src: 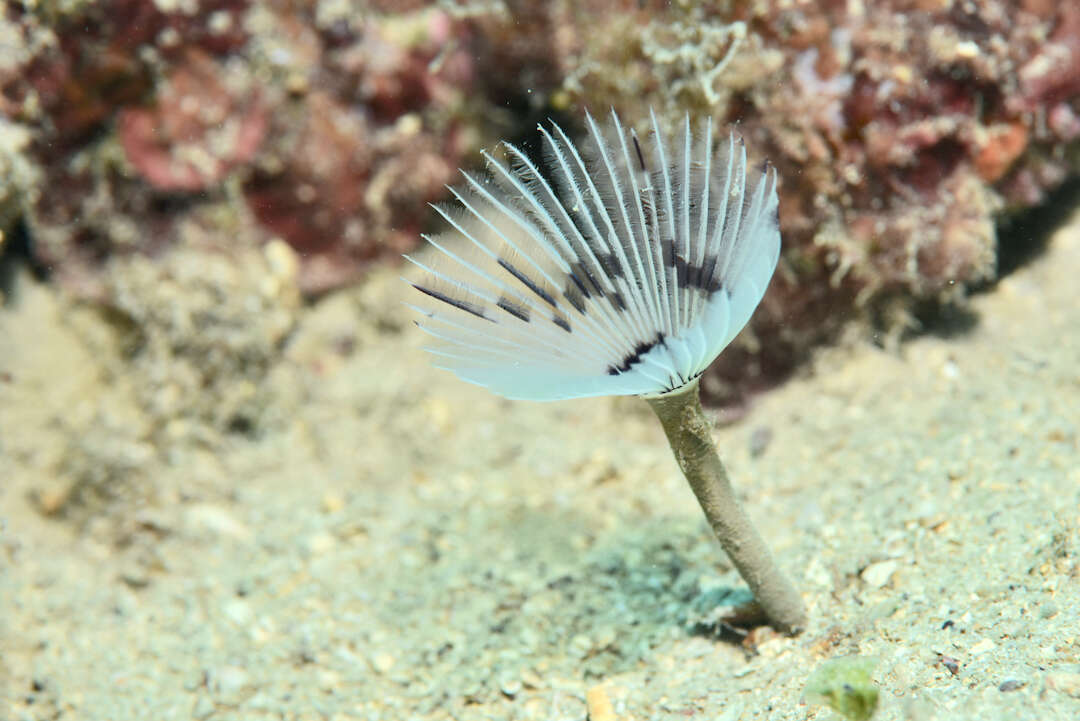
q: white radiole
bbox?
[406,108,781,401]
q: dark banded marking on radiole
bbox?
[563,281,587,314]
[631,131,647,172]
[596,252,623,279]
[413,284,490,321]
[661,238,676,268]
[566,262,628,312]
[607,333,666,376]
[496,297,530,322]
[568,262,602,299]
[675,255,723,293]
[662,238,724,293]
[498,258,558,308]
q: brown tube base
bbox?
[646,381,807,635]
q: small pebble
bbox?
[1046,671,1080,698]
[500,678,523,698]
[749,426,773,457]
[569,634,593,659]
[192,695,216,719]
[221,598,253,626]
[371,653,395,674]
[520,670,543,689]
[305,532,337,555]
[318,669,342,692]
[33,487,69,517]
[998,679,1025,692]
[119,567,151,589]
[585,684,616,721]
[321,491,345,514]
[594,626,617,650]
[860,560,898,588]
[938,655,960,675]
[184,505,253,543]
[210,665,250,700]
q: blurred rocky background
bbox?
[1,0,1078,405]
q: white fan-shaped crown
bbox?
[406,108,781,401]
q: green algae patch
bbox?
[804,656,879,721]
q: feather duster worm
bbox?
[407,109,806,634]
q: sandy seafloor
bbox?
[1,207,1079,721]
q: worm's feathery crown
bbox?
[406,108,781,401]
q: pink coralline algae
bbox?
[118,50,267,193]
[243,7,475,293]
[16,0,249,148]
[244,90,470,294]
[3,1,476,296]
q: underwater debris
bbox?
[407,109,807,634]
